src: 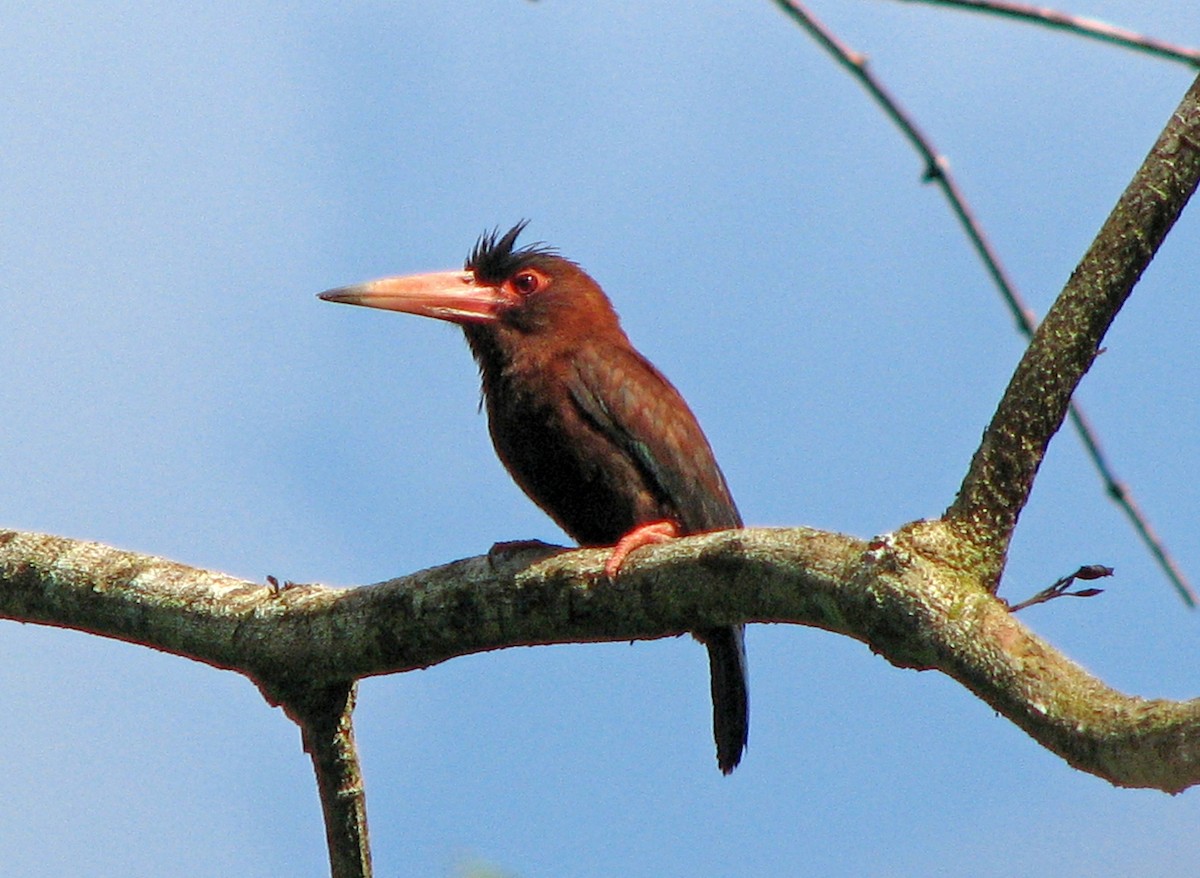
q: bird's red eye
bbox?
[512,272,540,295]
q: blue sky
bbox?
[2,3,1198,876]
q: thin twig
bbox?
[887,0,1200,69]
[1007,563,1111,612]
[272,681,373,878]
[770,0,1197,605]
[1065,404,1195,605]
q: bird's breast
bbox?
[482,373,667,546]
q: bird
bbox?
[319,221,748,773]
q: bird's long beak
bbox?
[318,270,504,324]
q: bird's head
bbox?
[318,222,621,347]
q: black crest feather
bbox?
[466,221,559,283]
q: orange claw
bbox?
[604,520,680,577]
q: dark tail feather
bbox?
[700,624,749,774]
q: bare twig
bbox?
[769,0,1197,604]
[1066,404,1195,605]
[887,0,1200,68]
[1007,563,1111,612]
[272,682,373,878]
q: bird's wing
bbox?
[567,344,741,533]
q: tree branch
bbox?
[3,525,1199,793]
[269,681,372,878]
[887,0,1200,68]
[771,0,1197,603]
[947,72,1200,583]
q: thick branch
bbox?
[775,1,1196,603]
[947,73,1200,583]
[3,525,1199,792]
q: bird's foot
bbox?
[265,574,300,593]
[487,539,563,569]
[604,520,680,578]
